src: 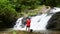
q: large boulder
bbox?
[46,12,60,30]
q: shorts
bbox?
[27,26,30,27]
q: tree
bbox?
[41,0,60,7]
[9,0,41,12]
[0,0,17,29]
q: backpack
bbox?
[22,17,27,25]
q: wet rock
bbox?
[46,12,60,30]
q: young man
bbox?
[26,18,31,32]
[21,17,27,28]
[21,14,27,28]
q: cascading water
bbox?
[30,14,53,30]
[13,7,60,31]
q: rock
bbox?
[46,12,60,30]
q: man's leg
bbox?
[28,27,30,32]
[26,26,27,31]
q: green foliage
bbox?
[10,0,41,12]
[0,0,41,28]
[13,30,17,34]
[0,0,17,28]
[8,0,42,17]
[42,0,60,7]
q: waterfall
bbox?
[13,7,60,31]
[30,14,53,31]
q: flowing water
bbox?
[13,7,60,31]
